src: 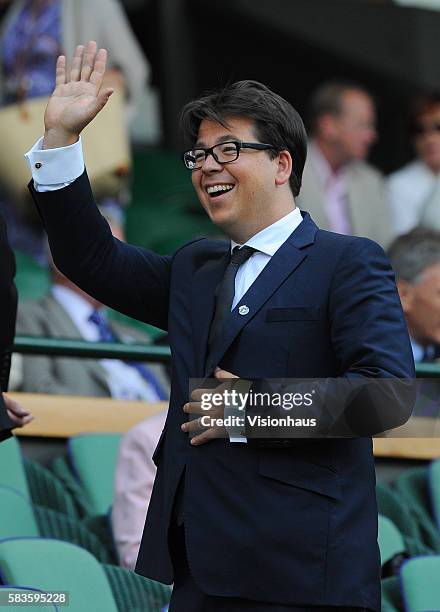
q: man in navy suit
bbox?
[26,42,414,611]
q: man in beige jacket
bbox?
[297,81,391,248]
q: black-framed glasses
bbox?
[182,141,275,170]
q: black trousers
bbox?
[168,524,372,612]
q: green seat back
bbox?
[0,587,58,610]
[428,458,440,528]
[14,250,50,301]
[401,555,440,611]
[376,481,420,539]
[0,437,30,501]
[0,486,39,540]
[0,538,118,612]
[378,514,405,566]
[395,467,440,552]
[68,434,122,515]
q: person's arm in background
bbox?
[112,412,167,569]
[0,211,33,440]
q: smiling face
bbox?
[191,116,294,243]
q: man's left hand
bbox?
[3,394,34,428]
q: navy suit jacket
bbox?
[0,211,17,441]
[30,172,415,610]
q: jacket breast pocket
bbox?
[266,307,322,322]
[258,452,341,500]
[151,427,167,467]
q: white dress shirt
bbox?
[231,207,303,308]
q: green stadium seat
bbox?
[395,468,440,552]
[0,486,39,539]
[0,438,29,499]
[0,539,170,612]
[0,437,78,518]
[378,515,406,566]
[67,434,122,516]
[428,458,440,529]
[0,539,118,612]
[0,486,112,564]
[13,250,50,301]
[400,555,440,611]
[103,563,171,612]
[376,481,420,540]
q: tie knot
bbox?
[231,245,256,266]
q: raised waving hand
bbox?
[43,41,113,149]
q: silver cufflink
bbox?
[238,305,249,316]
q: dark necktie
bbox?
[88,309,167,400]
[207,245,256,357]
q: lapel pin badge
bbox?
[238,305,250,316]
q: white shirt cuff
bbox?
[24,136,85,192]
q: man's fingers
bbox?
[55,55,66,87]
[69,45,84,82]
[191,427,222,446]
[181,417,204,434]
[183,401,202,414]
[7,411,34,427]
[80,40,97,81]
[189,388,214,402]
[189,380,233,402]
[90,48,108,90]
[3,395,29,416]
[215,367,239,380]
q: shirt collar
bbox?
[231,207,303,256]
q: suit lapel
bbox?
[191,246,230,376]
[203,213,318,376]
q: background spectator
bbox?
[297,81,391,247]
[387,92,440,236]
[112,409,167,570]
[388,227,440,363]
[16,211,169,399]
